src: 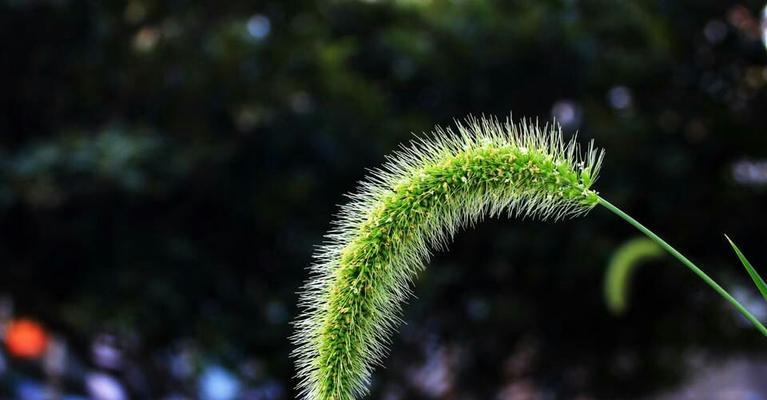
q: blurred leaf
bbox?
[604,237,664,315]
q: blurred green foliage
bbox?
[603,237,664,315]
[1,0,767,398]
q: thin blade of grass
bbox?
[598,197,767,337]
[725,234,767,304]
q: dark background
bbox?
[1,0,767,399]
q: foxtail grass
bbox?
[292,115,767,400]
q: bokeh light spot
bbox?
[732,159,767,186]
[199,365,241,400]
[246,15,271,40]
[762,4,767,49]
[133,26,160,53]
[704,20,727,44]
[607,86,633,110]
[5,319,47,359]
[86,372,127,400]
[91,334,123,370]
[551,100,581,128]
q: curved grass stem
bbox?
[598,196,767,337]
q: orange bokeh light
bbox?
[5,319,48,358]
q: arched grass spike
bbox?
[292,115,767,400]
[292,116,603,400]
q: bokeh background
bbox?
[2,0,767,399]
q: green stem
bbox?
[598,196,767,337]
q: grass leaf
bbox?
[725,234,767,304]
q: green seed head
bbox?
[292,115,604,399]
